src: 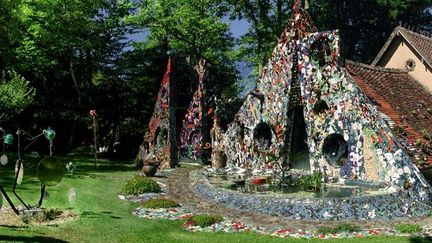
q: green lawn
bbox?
[0,150,427,242]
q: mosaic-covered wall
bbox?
[179,59,209,162]
[139,58,177,169]
[220,7,432,201]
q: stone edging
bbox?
[190,170,432,221]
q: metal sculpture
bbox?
[0,127,65,215]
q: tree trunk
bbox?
[69,60,82,106]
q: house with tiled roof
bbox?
[346,26,432,171]
[372,26,432,92]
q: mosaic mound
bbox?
[216,5,432,201]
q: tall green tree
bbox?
[12,0,133,150]
[0,0,22,70]
[132,0,233,66]
[131,0,238,95]
[131,0,239,126]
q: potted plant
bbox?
[142,159,159,177]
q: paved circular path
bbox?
[166,168,432,231]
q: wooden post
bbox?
[93,116,97,169]
[89,110,98,169]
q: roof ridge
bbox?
[396,26,432,42]
[346,60,407,73]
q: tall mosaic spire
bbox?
[140,58,177,169]
[179,59,210,162]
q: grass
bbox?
[0,148,427,242]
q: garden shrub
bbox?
[317,223,360,234]
[142,198,179,208]
[44,208,63,221]
[122,176,161,195]
[21,208,63,224]
[298,172,322,191]
[186,214,223,227]
[395,223,422,233]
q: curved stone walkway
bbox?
[166,168,432,231]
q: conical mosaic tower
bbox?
[220,1,432,201]
[179,59,211,163]
[140,58,177,169]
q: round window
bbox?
[405,59,416,72]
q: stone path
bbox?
[166,168,432,231]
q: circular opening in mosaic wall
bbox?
[322,133,348,167]
[253,122,273,150]
[405,59,416,72]
[313,99,329,114]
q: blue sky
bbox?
[126,18,250,45]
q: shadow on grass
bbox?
[0,225,29,229]
[410,237,432,243]
[80,211,101,219]
[0,235,67,243]
[77,164,138,173]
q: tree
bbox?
[225,0,432,67]
[0,0,22,70]
[0,70,35,122]
[11,0,133,150]
[226,0,294,69]
[309,0,432,62]
[131,0,238,97]
[132,0,233,65]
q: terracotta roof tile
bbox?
[346,60,432,169]
[399,27,432,66]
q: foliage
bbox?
[121,176,161,195]
[317,223,361,234]
[43,208,64,221]
[10,0,133,152]
[131,0,233,66]
[21,208,63,224]
[186,214,224,228]
[298,172,322,191]
[142,198,179,208]
[131,0,239,120]
[308,0,432,62]
[226,0,293,68]
[395,223,422,234]
[0,70,35,121]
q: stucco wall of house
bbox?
[377,36,432,92]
